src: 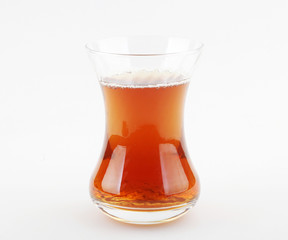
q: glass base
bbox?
[92,200,197,225]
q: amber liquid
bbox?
[90,76,199,209]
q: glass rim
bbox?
[85,36,204,57]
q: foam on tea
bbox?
[101,70,189,88]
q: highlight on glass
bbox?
[86,36,203,224]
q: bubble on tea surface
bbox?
[101,70,188,88]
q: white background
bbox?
[1,0,288,239]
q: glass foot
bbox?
[93,200,196,225]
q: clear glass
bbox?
[86,36,203,224]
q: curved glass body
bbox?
[86,37,203,224]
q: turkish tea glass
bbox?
[86,37,203,224]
